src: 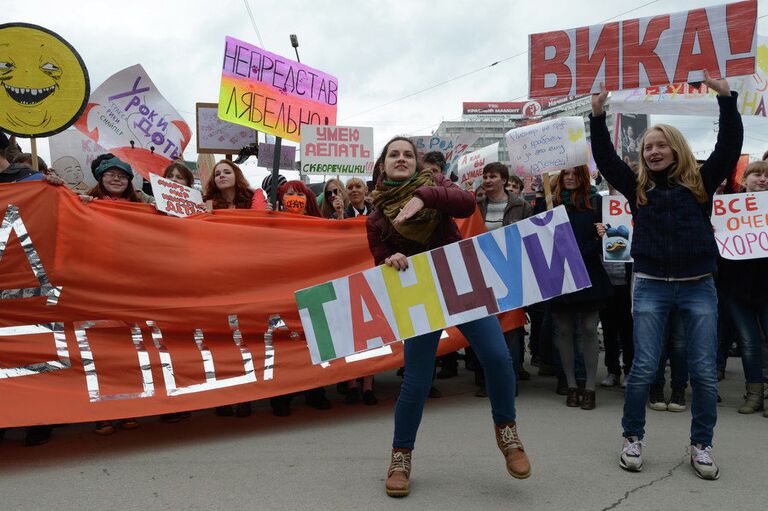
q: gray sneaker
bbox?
[619,436,643,472]
[601,373,620,387]
[667,387,687,412]
[690,444,720,480]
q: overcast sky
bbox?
[6,0,768,185]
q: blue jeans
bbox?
[623,276,719,446]
[652,313,688,389]
[725,298,768,384]
[393,316,516,450]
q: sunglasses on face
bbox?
[328,189,339,197]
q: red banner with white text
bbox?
[0,183,523,427]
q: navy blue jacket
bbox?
[589,93,743,278]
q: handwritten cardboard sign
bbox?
[296,206,591,364]
[711,191,768,260]
[74,64,191,178]
[257,143,296,170]
[505,116,588,175]
[410,133,480,175]
[196,102,257,154]
[602,195,634,262]
[457,143,499,190]
[149,173,206,218]
[529,0,758,98]
[300,125,374,175]
[218,36,338,142]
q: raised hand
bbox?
[703,70,730,97]
[591,82,609,117]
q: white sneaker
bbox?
[619,436,643,472]
[690,444,720,480]
[601,374,620,387]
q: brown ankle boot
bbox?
[385,448,412,497]
[495,422,531,479]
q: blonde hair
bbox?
[636,124,707,206]
[742,160,768,183]
[345,177,367,190]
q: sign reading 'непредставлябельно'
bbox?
[296,206,592,364]
[218,36,338,143]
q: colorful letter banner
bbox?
[610,35,768,118]
[711,191,768,260]
[218,37,338,143]
[301,125,374,175]
[195,102,258,154]
[148,174,206,218]
[457,142,499,190]
[296,206,592,364]
[0,23,90,138]
[528,0,758,98]
[48,129,143,194]
[602,195,634,262]
[74,64,192,179]
[0,182,519,427]
[505,117,588,175]
[257,143,297,170]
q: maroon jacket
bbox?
[366,174,476,265]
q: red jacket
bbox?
[366,174,476,265]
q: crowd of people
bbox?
[0,74,766,495]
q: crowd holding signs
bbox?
[0,1,767,430]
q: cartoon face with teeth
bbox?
[0,23,89,137]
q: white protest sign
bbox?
[611,34,768,117]
[457,143,499,190]
[258,143,296,170]
[149,173,206,218]
[505,116,588,175]
[301,125,374,175]
[196,102,257,154]
[49,129,143,193]
[410,133,480,175]
[711,192,768,260]
[296,206,592,364]
[602,195,633,262]
[76,64,191,179]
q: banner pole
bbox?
[30,137,39,172]
[269,137,283,209]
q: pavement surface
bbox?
[0,357,765,511]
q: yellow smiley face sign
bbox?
[0,23,89,137]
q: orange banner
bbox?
[0,183,523,427]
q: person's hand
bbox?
[591,82,609,117]
[703,70,730,97]
[384,252,409,271]
[392,196,424,226]
[44,173,65,186]
[78,194,93,204]
[595,223,607,238]
[332,195,344,213]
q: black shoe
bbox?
[25,425,53,447]
[475,387,487,398]
[556,374,569,395]
[345,387,360,404]
[530,355,541,368]
[306,394,332,410]
[362,390,378,406]
[336,381,349,395]
[428,386,442,398]
[517,368,531,381]
[648,384,668,411]
[215,405,234,417]
[235,402,252,418]
[0,428,5,442]
[436,367,458,379]
[396,366,405,377]
[271,396,292,417]
[162,413,182,423]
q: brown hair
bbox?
[203,160,254,210]
[88,171,141,202]
[742,160,768,186]
[163,162,194,187]
[320,178,350,219]
[554,164,593,211]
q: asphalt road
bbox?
[0,358,765,511]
